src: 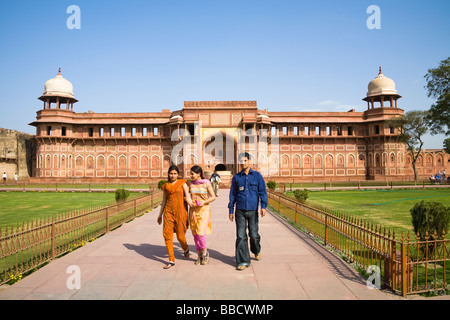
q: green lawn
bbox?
[286,188,450,237]
[0,191,141,227]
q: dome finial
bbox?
[58,67,61,75]
[378,66,382,75]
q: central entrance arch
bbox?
[203,130,237,175]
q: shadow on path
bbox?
[123,243,236,268]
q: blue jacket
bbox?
[228,168,268,214]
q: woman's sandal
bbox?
[163,261,175,269]
[194,256,202,265]
[183,249,190,260]
[201,251,209,265]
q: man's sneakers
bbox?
[237,253,261,271]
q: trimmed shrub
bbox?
[267,181,277,191]
[410,200,450,239]
[293,188,309,203]
[115,188,130,203]
[158,180,167,190]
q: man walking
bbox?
[228,152,268,270]
[210,170,221,197]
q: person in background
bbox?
[210,170,221,197]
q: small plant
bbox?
[7,272,22,285]
[158,180,167,190]
[293,188,309,203]
[267,181,277,191]
[115,188,130,203]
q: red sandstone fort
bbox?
[1,68,448,184]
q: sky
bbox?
[0,0,449,148]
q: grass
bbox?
[286,188,450,238]
[276,188,450,296]
[0,190,161,285]
[0,191,142,228]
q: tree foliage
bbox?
[388,110,429,181]
[444,137,450,154]
[424,57,450,136]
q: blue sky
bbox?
[0,0,449,148]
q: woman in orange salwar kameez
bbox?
[158,165,193,269]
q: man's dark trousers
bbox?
[235,209,260,267]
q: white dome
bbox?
[366,67,398,97]
[43,68,75,99]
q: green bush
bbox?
[158,180,167,190]
[115,188,130,203]
[410,201,450,239]
[293,188,309,203]
[267,181,277,191]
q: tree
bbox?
[388,110,429,181]
[444,137,450,154]
[424,57,450,136]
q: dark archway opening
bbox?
[214,164,227,171]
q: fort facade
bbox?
[21,68,448,184]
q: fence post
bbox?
[391,239,397,291]
[324,214,328,246]
[401,241,407,297]
[134,199,137,218]
[151,191,154,208]
[106,207,110,233]
[51,217,56,260]
[277,195,281,213]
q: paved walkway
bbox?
[0,189,442,300]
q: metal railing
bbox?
[0,190,163,285]
[267,190,449,297]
